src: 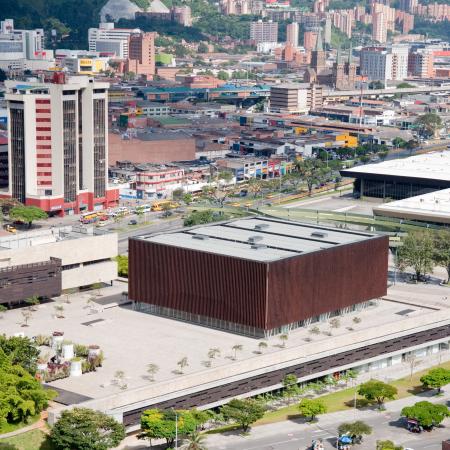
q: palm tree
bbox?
[25,295,40,311]
[207,348,221,360]
[231,344,243,360]
[257,341,268,354]
[146,363,159,382]
[181,431,208,450]
[279,334,289,348]
[177,357,189,374]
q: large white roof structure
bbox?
[374,188,450,224]
[341,151,450,182]
[140,217,379,262]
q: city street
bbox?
[204,389,450,450]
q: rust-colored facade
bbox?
[129,234,388,334]
[0,258,62,304]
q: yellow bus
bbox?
[151,200,180,211]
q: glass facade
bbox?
[93,99,106,198]
[10,103,25,203]
[134,301,372,338]
[355,178,447,200]
[63,100,77,202]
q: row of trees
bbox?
[396,229,450,283]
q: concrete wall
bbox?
[0,232,118,290]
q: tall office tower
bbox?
[324,17,332,44]
[88,22,140,58]
[286,22,299,47]
[372,11,387,43]
[4,74,118,216]
[125,32,156,79]
[250,20,278,44]
[310,29,326,72]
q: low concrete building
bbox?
[374,188,450,225]
[0,226,118,304]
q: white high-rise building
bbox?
[4,74,119,216]
[88,22,141,59]
[286,22,299,47]
[360,45,409,82]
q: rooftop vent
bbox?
[254,223,269,230]
[311,231,328,238]
[251,244,267,250]
[248,235,263,244]
[192,234,209,240]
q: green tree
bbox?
[50,408,125,450]
[357,380,398,408]
[282,374,300,404]
[298,398,327,421]
[376,440,403,450]
[0,305,7,318]
[115,255,129,278]
[392,137,407,148]
[231,344,243,360]
[139,409,198,448]
[146,363,159,382]
[415,113,442,137]
[183,193,193,205]
[220,398,265,432]
[9,206,47,228]
[369,81,385,90]
[0,335,40,375]
[433,229,450,283]
[0,347,56,426]
[397,231,435,281]
[420,367,450,393]
[401,401,450,427]
[257,341,268,353]
[338,420,372,438]
[184,210,216,227]
[217,70,229,81]
[397,82,415,89]
[25,296,40,311]
[296,159,330,196]
[172,188,185,201]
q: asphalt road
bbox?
[117,217,183,254]
[204,408,449,450]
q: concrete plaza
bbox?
[1,282,449,401]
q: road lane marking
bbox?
[333,205,357,212]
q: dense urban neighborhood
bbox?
[0,0,450,448]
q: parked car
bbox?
[128,219,137,225]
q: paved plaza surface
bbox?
[1,282,449,400]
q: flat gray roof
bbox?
[138,217,379,262]
[341,151,450,182]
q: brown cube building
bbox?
[129,217,388,337]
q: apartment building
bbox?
[4,74,119,216]
[408,49,434,78]
[125,32,156,79]
[286,22,299,47]
[360,46,408,82]
[135,165,185,199]
[88,22,139,58]
[250,20,278,44]
[270,83,323,113]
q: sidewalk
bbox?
[0,412,48,440]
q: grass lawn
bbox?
[0,430,54,450]
[255,361,450,426]
[0,415,40,436]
